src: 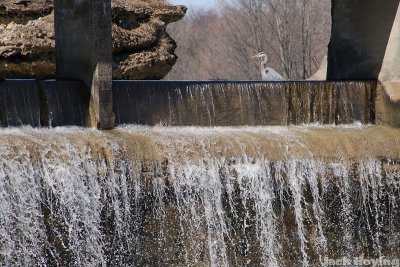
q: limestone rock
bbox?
[0,13,55,78]
[0,0,53,25]
[0,0,186,79]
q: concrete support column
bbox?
[376,4,400,127]
[328,0,400,127]
[54,0,114,129]
[327,0,399,80]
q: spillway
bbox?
[113,81,376,126]
[0,80,376,127]
[1,125,399,266]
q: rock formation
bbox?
[0,0,186,79]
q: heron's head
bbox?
[250,52,267,60]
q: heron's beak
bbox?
[250,54,259,59]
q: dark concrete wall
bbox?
[0,80,377,127]
[0,80,40,127]
[54,1,91,83]
[39,80,90,127]
[113,81,376,126]
[327,0,400,80]
[54,0,114,129]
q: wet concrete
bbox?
[328,0,400,80]
[54,0,113,129]
[0,80,377,127]
[113,80,376,126]
[39,80,90,127]
[0,80,40,127]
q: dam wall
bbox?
[0,80,89,127]
[113,81,375,126]
[0,80,376,127]
[0,80,40,127]
[39,80,90,127]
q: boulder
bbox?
[0,0,186,79]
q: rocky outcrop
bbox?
[0,0,186,79]
[0,13,55,78]
[0,0,53,25]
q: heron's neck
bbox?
[261,57,268,67]
[260,58,268,76]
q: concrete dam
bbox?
[0,80,376,127]
[0,0,400,266]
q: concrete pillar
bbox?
[379,4,400,87]
[376,4,400,127]
[327,0,400,80]
[54,0,114,129]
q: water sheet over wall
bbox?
[39,80,90,127]
[113,80,376,126]
[0,79,90,127]
[0,80,40,127]
[0,80,376,127]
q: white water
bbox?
[0,125,399,266]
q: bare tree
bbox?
[166,0,331,80]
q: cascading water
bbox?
[0,80,375,127]
[113,81,376,126]
[0,125,399,266]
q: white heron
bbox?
[250,52,285,81]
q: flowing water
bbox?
[0,80,375,127]
[0,80,40,127]
[113,81,376,126]
[0,125,399,266]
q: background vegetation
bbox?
[166,0,331,80]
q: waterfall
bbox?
[0,125,399,266]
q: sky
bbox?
[169,0,218,12]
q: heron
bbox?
[250,52,285,81]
